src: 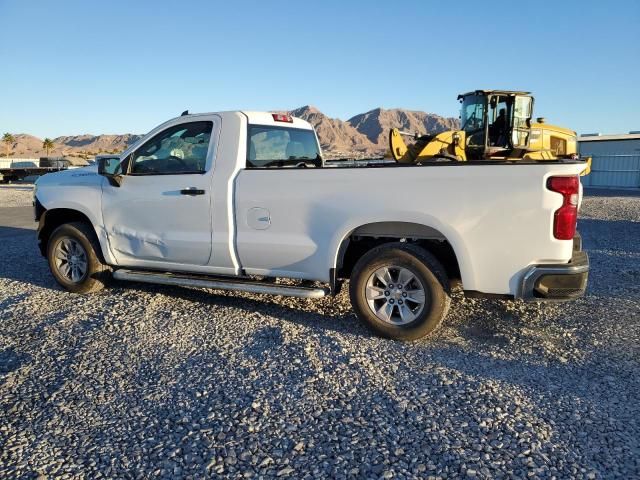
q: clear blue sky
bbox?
[1,0,638,138]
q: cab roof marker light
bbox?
[272,114,293,123]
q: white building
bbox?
[579,132,640,188]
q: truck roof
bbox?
[242,111,314,130]
[173,111,314,130]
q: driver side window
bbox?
[131,121,213,175]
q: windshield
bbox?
[460,94,485,147]
[247,126,322,168]
[460,95,484,132]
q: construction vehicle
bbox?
[390,90,590,174]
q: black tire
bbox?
[349,242,451,341]
[47,222,111,294]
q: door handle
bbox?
[180,188,205,196]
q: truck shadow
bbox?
[578,218,640,299]
[117,280,372,338]
[0,347,32,376]
[579,218,640,253]
[0,225,36,239]
[584,188,640,198]
[0,226,60,290]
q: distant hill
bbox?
[2,106,459,162]
[53,134,143,152]
[288,105,376,156]
[347,108,459,149]
[5,134,44,157]
[288,106,459,157]
[1,133,143,164]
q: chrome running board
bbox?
[112,269,328,299]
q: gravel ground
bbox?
[0,187,638,479]
[0,185,34,207]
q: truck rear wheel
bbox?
[349,243,451,340]
[47,222,110,294]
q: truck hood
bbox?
[34,163,105,215]
[35,164,101,188]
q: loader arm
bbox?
[390,128,466,163]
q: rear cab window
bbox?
[247,125,322,168]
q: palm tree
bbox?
[42,138,55,156]
[2,133,15,158]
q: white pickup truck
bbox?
[33,111,589,340]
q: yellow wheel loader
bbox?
[389,90,591,174]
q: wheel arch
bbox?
[333,221,468,288]
[38,207,114,265]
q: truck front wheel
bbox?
[47,222,110,294]
[349,243,451,340]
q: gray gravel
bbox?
[0,185,34,207]
[1,188,639,479]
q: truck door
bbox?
[101,118,218,266]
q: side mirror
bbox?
[98,157,124,186]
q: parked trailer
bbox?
[0,158,70,183]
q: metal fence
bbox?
[582,154,640,188]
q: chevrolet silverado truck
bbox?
[33,111,589,340]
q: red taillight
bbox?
[547,175,579,240]
[272,113,293,123]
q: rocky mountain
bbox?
[288,106,376,156]
[53,134,143,153]
[1,133,143,164]
[2,106,459,162]
[288,106,459,157]
[3,134,44,157]
[347,108,459,149]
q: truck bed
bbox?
[234,160,588,295]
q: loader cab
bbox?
[458,90,534,159]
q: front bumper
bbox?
[518,235,589,301]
